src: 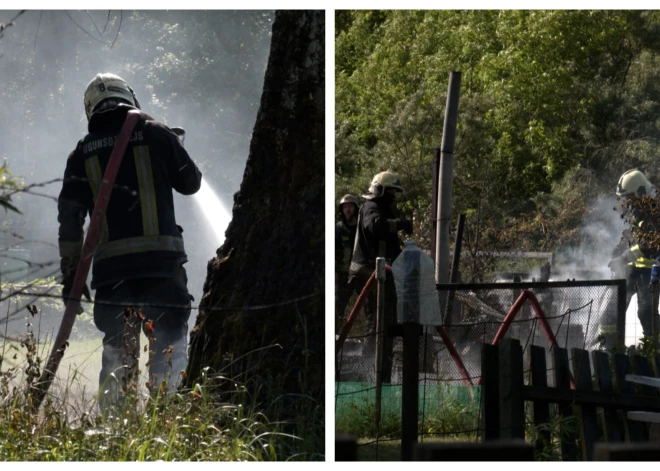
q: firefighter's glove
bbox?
[398,218,413,235]
[61,273,91,315]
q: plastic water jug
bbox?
[392,240,442,325]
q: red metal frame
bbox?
[336,279,576,389]
[335,270,377,356]
[484,289,575,389]
[335,265,474,387]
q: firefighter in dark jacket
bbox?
[349,171,412,382]
[335,194,359,329]
[58,73,202,405]
[608,169,660,339]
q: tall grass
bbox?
[0,306,323,461]
[335,382,480,440]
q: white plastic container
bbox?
[392,240,442,325]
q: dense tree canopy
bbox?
[1,10,272,192]
[336,11,660,273]
[0,10,272,297]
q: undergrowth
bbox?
[335,383,480,440]
[0,305,322,461]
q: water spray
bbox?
[171,127,231,247]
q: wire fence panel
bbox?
[335,279,627,457]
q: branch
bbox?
[85,10,104,37]
[110,10,122,49]
[33,10,42,52]
[103,10,112,34]
[5,9,25,26]
[64,10,107,45]
[0,10,25,39]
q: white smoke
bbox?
[549,195,643,346]
[549,195,626,281]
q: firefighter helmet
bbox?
[369,171,403,197]
[616,169,653,197]
[338,194,359,217]
[339,194,359,207]
[84,73,140,120]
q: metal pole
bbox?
[653,285,658,340]
[444,213,466,325]
[401,322,419,462]
[435,71,462,286]
[430,148,440,260]
[651,265,659,345]
[374,257,386,429]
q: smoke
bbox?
[549,195,626,281]
[0,11,273,337]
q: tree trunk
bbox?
[186,10,325,410]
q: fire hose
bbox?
[31,109,148,410]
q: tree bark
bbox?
[186,10,325,410]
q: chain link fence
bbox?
[335,279,627,458]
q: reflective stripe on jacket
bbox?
[58,106,202,289]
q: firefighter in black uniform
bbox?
[335,194,359,330]
[349,171,412,382]
[58,73,202,405]
[608,169,660,341]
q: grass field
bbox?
[1,331,152,412]
[0,320,323,460]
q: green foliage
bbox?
[0,163,23,214]
[0,369,300,460]
[527,410,579,461]
[0,10,272,191]
[335,382,479,440]
[336,10,660,257]
[0,319,322,461]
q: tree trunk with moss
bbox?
[186,10,324,412]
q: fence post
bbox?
[401,322,420,461]
[552,346,579,460]
[651,269,659,341]
[481,343,500,441]
[616,279,627,347]
[591,350,624,443]
[613,352,648,442]
[571,348,598,461]
[529,345,550,455]
[498,338,525,439]
[374,257,386,429]
[336,434,358,461]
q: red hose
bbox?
[32,109,145,409]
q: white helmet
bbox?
[84,73,139,120]
[616,169,653,197]
[369,171,403,197]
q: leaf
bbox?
[0,197,21,214]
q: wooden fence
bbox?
[482,338,660,460]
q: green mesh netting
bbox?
[335,382,481,432]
